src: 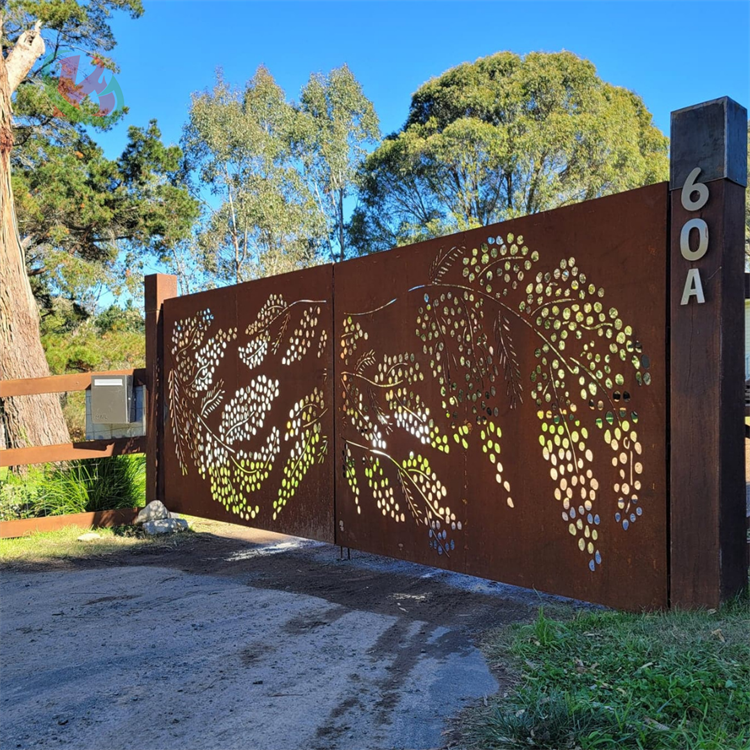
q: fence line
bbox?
[0,369,146,468]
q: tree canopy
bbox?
[180,64,378,284]
[5,0,198,313]
[14,120,199,309]
[1,0,196,450]
[349,51,669,254]
[296,64,379,262]
[182,67,324,285]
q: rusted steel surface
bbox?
[0,508,139,538]
[145,274,178,503]
[334,184,669,610]
[0,436,146,467]
[162,266,334,543]
[0,369,146,398]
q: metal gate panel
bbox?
[163,265,334,543]
[334,184,668,609]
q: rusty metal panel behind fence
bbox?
[334,184,669,609]
[162,265,334,543]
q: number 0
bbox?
[680,218,709,261]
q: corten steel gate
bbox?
[150,98,747,610]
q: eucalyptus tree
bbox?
[296,64,379,262]
[350,51,669,254]
[182,68,326,285]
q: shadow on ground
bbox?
[0,521,581,750]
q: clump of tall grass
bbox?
[0,455,145,520]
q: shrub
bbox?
[0,455,146,520]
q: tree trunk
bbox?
[338,189,345,263]
[0,26,70,450]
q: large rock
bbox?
[134,501,170,526]
[142,518,189,536]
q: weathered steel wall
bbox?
[162,265,335,543]
[334,184,668,609]
[159,184,669,609]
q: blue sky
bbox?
[94,0,749,159]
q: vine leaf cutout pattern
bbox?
[341,232,650,571]
[168,295,329,523]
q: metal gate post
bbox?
[145,274,178,504]
[669,97,748,608]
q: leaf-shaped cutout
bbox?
[239,332,270,371]
[207,458,258,519]
[494,312,523,407]
[415,290,499,426]
[168,369,189,475]
[271,313,290,355]
[317,329,328,359]
[282,306,321,365]
[285,387,327,441]
[343,442,361,512]
[387,388,449,453]
[223,427,281,497]
[599,422,644,533]
[219,375,280,446]
[192,327,237,393]
[397,453,461,557]
[479,421,514,508]
[201,380,225,417]
[538,409,602,570]
[355,349,376,374]
[170,309,214,355]
[246,294,288,337]
[365,457,404,523]
[429,244,462,283]
[274,424,324,520]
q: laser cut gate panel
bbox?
[162,265,334,542]
[334,184,668,609]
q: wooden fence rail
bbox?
[0,369,147,468]
[0,369,146,398]
[0,437,146,468]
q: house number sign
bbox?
[679,167,709,305]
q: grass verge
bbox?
[463,602,750,750]
[0,523,192,566]
[0,455,145,521]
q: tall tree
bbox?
[1,1,197,451]
[182,68,325,285]
[15,120,198,310]
[350,51,669,254]
[296,64,379,262]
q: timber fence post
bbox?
[145,274,177,504]
[669,97,748,608]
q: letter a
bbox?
[680,268,705,305]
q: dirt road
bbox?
[1,522,572,750]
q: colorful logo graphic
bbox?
[39,52,125,125]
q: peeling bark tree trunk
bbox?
[0,21,70,449]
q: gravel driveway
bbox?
[0,523,569,750]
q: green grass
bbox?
[0,523,193,565]
[0,455,146,521]
[465,602,750,750]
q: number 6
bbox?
[681,167,709,211]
